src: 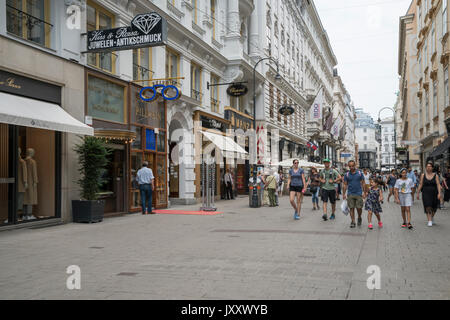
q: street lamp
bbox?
[378,107,397,171]
[250,57,281,208]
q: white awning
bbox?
[0,92,94,136]
[201,131,248,156]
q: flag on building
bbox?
[307,141,318,151]
[332,118,340,137]
[309,87,324,120]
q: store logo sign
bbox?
[132,13,162,35]
[227,83,248,97]
[139,85,181,102]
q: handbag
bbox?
[310,186,318,193]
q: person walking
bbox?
[273,169,280,206]
[265,169,278,207]
[277,168,284,199]
[363,168,371,194]
[288,159,306,220]
[319,159,341,221]
[387,169,397,202]
[365,178,383,230]
[307,167,321,210]
[343,160,365,228]
[407,166,417,202]
[224,169,234,200]
[416,162,442,227]
[444,167,450,204]
[136,161,155,215]
[394,168,415,229]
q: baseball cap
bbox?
[323,158,331,163]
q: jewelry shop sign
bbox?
[87,13,167,53]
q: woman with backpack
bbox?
[307,167,321,210]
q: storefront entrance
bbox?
[169,141,179,198]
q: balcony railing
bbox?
[191,89,203,102]
[6,4,53,47]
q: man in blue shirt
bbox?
[343,160,366,228]
[137,161,155,215]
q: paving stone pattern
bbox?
[0,193,449,300]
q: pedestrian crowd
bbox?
[250,158,450,230]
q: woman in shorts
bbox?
[288,160,306,220]
[394,168,415,229]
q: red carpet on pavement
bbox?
[152,210,223,216]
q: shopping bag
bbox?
[341,199,349,216]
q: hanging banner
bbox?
[309,87,323,120]
[87,12,167,53]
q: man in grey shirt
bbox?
[136,161,155,214]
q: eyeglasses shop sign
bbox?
[87,13,167,53]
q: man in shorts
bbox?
[319,159,341,221]
[343,160,366,228]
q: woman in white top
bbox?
[394,168,415,229]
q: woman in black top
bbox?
[417,162,442,227]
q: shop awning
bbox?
[0,92,94,136]
[429,136,450,158]
[201,131,248,156]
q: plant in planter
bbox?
[72,136,111,223]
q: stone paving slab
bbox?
[0,193,449,300]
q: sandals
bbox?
[350,222,356,228]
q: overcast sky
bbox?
[314,0,412,120]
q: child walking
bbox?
[365,178,383,230]
[394,168,415,229]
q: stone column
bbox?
[249,1,260,57]
[227,0,240,36]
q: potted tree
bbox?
[72,136,111,223]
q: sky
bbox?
[314,0,413,120]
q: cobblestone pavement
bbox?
[1,192,449,300]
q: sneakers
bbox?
[368,224,373,230]
[378,222,383,228]
[428,221,433,227]
[357,217,362,226]
[294,212,300,220]
[350,222,356,228]
[322,214,328,221]
[401,223,407,228]
[330,214,336,220]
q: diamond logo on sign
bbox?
[132,13,162,35]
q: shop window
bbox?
[6,0,51,48]
[1,125,56,225]
[131,126,142,150]
[133,48,153,83]
[87,1,116,73]
[130,152,143,210]
[146,129,156,151]
[157,131,166,153]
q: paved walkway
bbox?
[1,192,450,300]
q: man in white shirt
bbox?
[224,169,234,200]
[136,161,155,214]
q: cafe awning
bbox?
[201,131,248,156]
[429,136,450,158]
[0,92,94,136]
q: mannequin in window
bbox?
[17,147,28,220]
[24,148,38,220]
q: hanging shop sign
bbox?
[139,84,180,101]
[227,83,248,97]
[279,105,295,116]
[201,115,227,132]
[87,12,167,53]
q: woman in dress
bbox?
[365,178,383,230]
[417,162,442,227]
[288,159,306,220]
[306,167,321,210]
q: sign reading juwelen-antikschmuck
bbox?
[87,13,167,53]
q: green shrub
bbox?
[74,136,111,200]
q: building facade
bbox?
[355,108,379,170]
[413,0,450,170]
[380,117,396,171]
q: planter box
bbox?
[72,200,105,223]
